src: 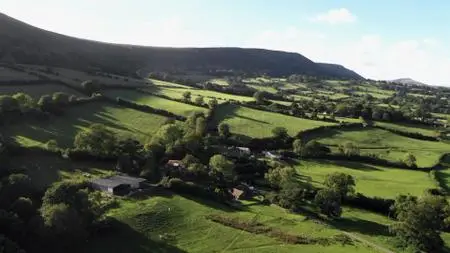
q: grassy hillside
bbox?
[2,101,168,147]
[296,160,435,198]
[82,195,376,253]
[102,89,207,117]
[316,127,450,167]
[212,103,335,138]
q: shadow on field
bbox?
[332,217,391,237]
[311,159,381,171]
[80,218,188,253]
[212,103,269,126]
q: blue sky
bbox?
[3,0,450,85]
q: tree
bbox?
[37,95,53,111]
[73,124,117,156]
[382,112,391,121]
[81,80,100,95]
[253,91,265,104]
[182,91,192,102]
[41,203,88,243]
[390,195,450,252]
[52,92,70,105]
[302,141,330,157]
[194,96,204,105]
[277,180,305,211]
[45,139,59,152]
[195,117,206,137]
[0,95,19,112]
[339,142,360,156]
[324,172,355,198]
[12,93,34,110]
[208,98,218,109]
[209,154,235,180]
[11,197,35,221]
[292,139,303,154]
[182,154,200,168]
[151,123,183,149]
[218,123,231,138]
[314,188,342,218]
[403,153,417,168]
[264,166,296,188]
[272,127,288,139]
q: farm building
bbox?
[91,175,147,195]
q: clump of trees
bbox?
[315,173,355,218]
[390,194,450,252]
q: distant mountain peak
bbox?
[390,78,428,86]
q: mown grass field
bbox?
[374,121,440,137]
[0,83,85,98]
[316,127,450,167]
[151,86,255,102]
[82,195,377,253]
[2,101,168,148]
[212,103,335,138]
[102,89,208,117]
[295,160,435,198]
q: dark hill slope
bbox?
[317,63,363,79]
[0,13,362,79]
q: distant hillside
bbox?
[391,78,428,86]
[0,13,362,79]
[317,63,363,79]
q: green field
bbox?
[149,78,194,88]
[2,101,168,148]
[316,127,450,167]
[296,160,435,198]
[0,83,85,98]
[151,86,255,102]
[82,195,377,253]
[212,103,335,138]
[374,121,439,137]
[102,89,207,117]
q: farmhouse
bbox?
[91,175,147,195]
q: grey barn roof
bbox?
[91,178,125,188]
[91,175,146,188]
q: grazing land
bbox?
[212,103,335,138]
[295,160,435,198]
[102,89,208,116]
[82,195,377,253]
[316,127,450,167]
[2,101,168,148]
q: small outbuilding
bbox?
[91,175,147,195]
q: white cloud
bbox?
[247,28,450,86]
[312,8,357,24]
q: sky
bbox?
[2,0,450,86]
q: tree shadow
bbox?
[315,159,382,171]
[331,217,391,237]
[79,217,188,253]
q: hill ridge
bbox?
[0,12,363,79]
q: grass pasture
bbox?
[0,83,85,98]
[2,101,168,148]
[316,127,450,167]
[82,195,376,253]
[212,103,335,138]
[296,160,435,198]
[102,89,207,117]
